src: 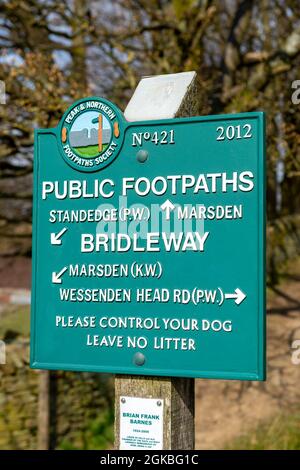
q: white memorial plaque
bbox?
[120,396,164,450]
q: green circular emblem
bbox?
[59,97,124,172]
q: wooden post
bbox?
[37,370,50,450]
[114,71,200,450]
[98,113,102,152]
[98,113,103,152]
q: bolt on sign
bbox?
[30,96,266,380]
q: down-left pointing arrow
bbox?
[52,267,67,284]
[51,227,67,245]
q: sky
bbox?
[70,111,111,137]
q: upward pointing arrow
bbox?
[225,288,246,305]
[51,227,67,245]
[160,199,175,220]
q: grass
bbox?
[227,411,300,450]
[0,305,30,339]
[74,144,108,157]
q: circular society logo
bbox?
[60,97,123,172]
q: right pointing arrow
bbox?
[52,267,67,284]
[51,227,67,245]
[225,288,246,305]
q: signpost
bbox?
[31,72,266,449]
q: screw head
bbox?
[157,400,162,407]
[133,352,145,366]
[121,397,126,404]
[137,150,148,163]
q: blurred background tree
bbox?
[1,0,300,281]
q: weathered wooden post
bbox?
[37,370,50,450]
[114,71,200,450]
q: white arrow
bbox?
[160,199,175,220]
[52,267,67,284]
[225,288,246,305]
[51,227,67,245]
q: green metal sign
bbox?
[30,96,266,380]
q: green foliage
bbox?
[172,0,196,19]
[227,411,300,450]
[82,409,114,450]
[58,408,114,450]
[58,440,77,451]
[0,306,30,339]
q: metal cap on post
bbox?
[115,71,200,450]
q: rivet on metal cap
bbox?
[133,352,145,366]
[136,150,148,163]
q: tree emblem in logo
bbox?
[60,97,122,172]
